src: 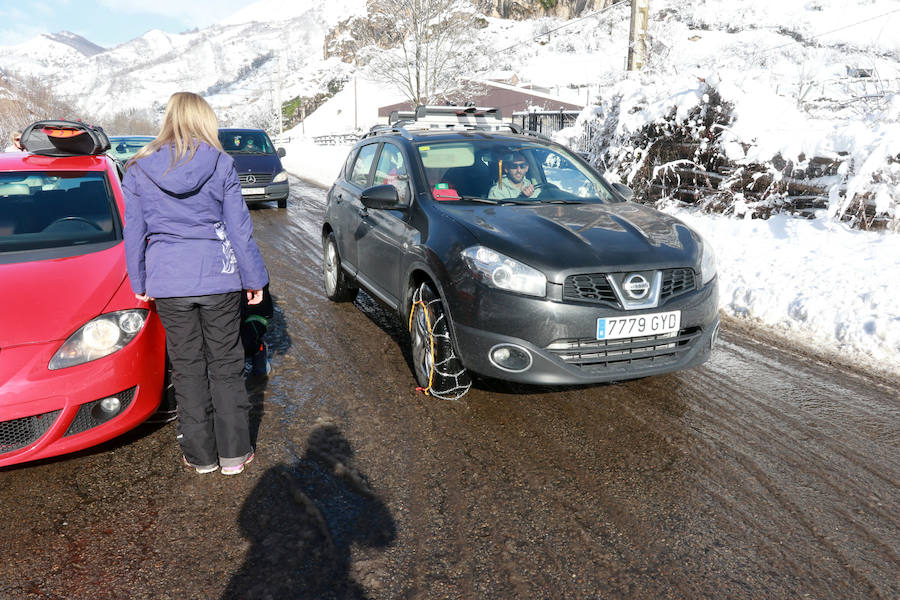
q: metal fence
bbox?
[312,133,361,146]
[511,110,581,137]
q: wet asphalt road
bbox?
[1,177,898,600]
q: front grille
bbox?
[547,327,702,373]
[660,268,696,301]
[239,173,273,185]
[563,268,697,307]
[64,387,137,437]
[0,410,62,455]
[563,273,619,308]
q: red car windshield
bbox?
[0,171,118,255]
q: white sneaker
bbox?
[220,451,254,475]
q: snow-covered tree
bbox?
[361,0,481,106]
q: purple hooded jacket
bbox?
[122,142,269,298]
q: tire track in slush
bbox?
[677,333,899,598]
[248,178,899,599]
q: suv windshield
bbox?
[219,131,275,155]
[416,140,618,204]
[0,172,118,255]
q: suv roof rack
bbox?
[362,105,554,141]
[20,120,110,156]
[365,105,513,137]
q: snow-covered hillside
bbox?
[0,0,368,129]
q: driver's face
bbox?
[505,159,528,184]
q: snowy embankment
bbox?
[282,141,900,377]
[666,207,900,376]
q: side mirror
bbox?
[277,147,286,158]
[360,184,401,209]
[612,182,634,201]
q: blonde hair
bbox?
[130,92,223,168]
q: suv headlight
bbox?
[699,236,717,285]
[273,170,288,183]
[49,309,148,370]
[461,246,547,297]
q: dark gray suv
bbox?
[322,107,719,399]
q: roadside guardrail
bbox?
[313,133,361,146]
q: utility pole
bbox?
[277,55,283,137]
[627,0,650,71]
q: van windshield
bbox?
[416,140,619,204]
[219,131,274,155]
[0,172,118,255]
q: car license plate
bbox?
[597,310,681,340]
[241,187,265,195]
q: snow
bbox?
[666,208,900,375]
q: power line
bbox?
[756,7,900,55]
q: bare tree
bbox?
[360,0,482,106]
[104,108,160,135]
[0,73,81,150]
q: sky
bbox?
[0,0,248,48]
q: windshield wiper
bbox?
[537,198,584,204]
[457,196,500,205]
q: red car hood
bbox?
[0,245,127,347]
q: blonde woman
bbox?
[10,131,24,150]
[123,92,268,475]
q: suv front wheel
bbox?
[408,282,471,400]
[323,232,358,302]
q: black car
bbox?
[322,106,719,399]
[218,128,289,208]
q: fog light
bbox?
[489,344,533,373]
[90,395,123,424]
[100,397,121,413]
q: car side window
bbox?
[373,143,410,205]
[342,148,359,179]
[349,144,378,188]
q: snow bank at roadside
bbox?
[666,207,900,375]
[281,137,348,188]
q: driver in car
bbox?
[488,152,539,200]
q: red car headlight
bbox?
[49,309,149,370]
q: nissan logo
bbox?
[622,274,650,299]
[245,175,256,184]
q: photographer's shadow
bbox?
[223,421,396,599]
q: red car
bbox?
[0,121,167,468]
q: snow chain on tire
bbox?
[408,283,472,401]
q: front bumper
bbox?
[0,315,166,468]
[241,181,289,204]
[446,279,719,385]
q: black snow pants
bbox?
[155,292,252,468]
